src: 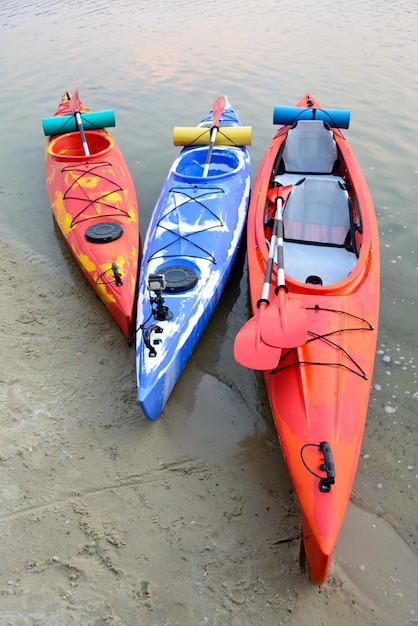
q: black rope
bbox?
[273,358,368,379]
[300,442,335,492]
[274,111,346,141]
[297,108,342,132]
[216,127,245,148]
[306,305,374,328]
[271,305,374,379]
[95,265,120,286]
[163,185,224,222]
[300,443,324,481]
[128,310,154,347]
[62,162,130,226]
[185,113,244,148]
[217,109,238,125]
[185,128,213,147]
[148,184,225,264]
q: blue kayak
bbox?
[135,97,251,420]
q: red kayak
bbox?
[43,90,139,338]
[235,93,380,584]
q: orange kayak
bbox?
[43,91,139,338]
[235,93,380,584]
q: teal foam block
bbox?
[42,110,116,136]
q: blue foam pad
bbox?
[273,106,350,129]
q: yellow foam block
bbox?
[173,126,252,147]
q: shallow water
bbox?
[1,0,417,619]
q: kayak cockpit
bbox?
[268,119,361,287]
[280,176,358,285]
[47,131,113,161]
[173,146,241,180]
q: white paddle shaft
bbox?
[75,110,90,157]
[202,126,218,177]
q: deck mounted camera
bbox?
[148,273,172,321]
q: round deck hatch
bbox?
[85,222,123,243]
[161,265,198,293]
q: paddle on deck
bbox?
[234,186,292,370]
[202,96,227,177]
[259,190,307,348]
[68,89,90,157]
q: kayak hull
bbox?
[44,92,139,338]
[243,93,380,584]
[136,99,251,420]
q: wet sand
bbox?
[1,233,417,625]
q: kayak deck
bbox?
[237,93,380,585]
[44,92,139,338]
[136,99,251,421]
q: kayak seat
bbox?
[284,177,349,245]
[282,176,357,285]
[283,242,357,285]
[281,120,338,174]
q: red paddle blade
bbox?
[68,88,81,113]
[268,184,293,205]
[212,95,227,128]
[203,96,227,177]
[234,313,282,370]
[260,294,307,348]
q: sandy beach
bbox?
[1,231,417,626]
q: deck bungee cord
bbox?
[234,93,380,585]
[43,89,139,340]
[270,305,375,379]
[62,162,130,226]
[137,184,227,357]
[146,184,225,265]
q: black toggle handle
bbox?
[111,262,123,287]
[319,441,335,492]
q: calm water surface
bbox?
[1,0,417,571]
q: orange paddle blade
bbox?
[260,290,308,348]
[234,307,282,370]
